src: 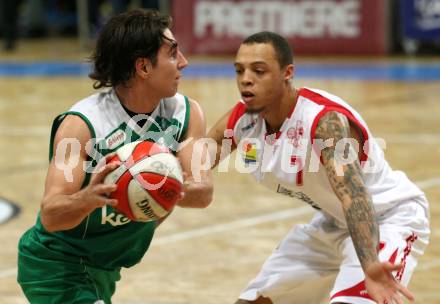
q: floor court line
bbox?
[378,134,440,145]
[1,177,439,280]
[0,268,17,279]
[153,206,312,246]
[418,259,440,272]
[0,126,50,136]
[416,178,440,190]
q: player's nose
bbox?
[177,51,188,70]
[240,69,253,86]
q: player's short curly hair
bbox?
[89,9,172,89]
[242,31,293,68]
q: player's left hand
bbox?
[364,261,414,304]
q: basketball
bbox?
[104,141,184,222]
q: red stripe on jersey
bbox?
[302,88,369,163]
[290,156,304,186]
[226,101,247,146]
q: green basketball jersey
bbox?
[19,89,190,270]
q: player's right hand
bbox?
[77,153,120,209]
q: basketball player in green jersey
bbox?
[17,9,213,304]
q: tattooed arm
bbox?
[315,111,379,270]
[315,111,414,304]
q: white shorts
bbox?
[239,197,430,304]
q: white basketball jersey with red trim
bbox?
[227,88,425,226]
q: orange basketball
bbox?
[104,141,183,222]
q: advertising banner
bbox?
[172,0,388,55]
[401,0,440,40]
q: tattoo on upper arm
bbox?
[315,112,379,269]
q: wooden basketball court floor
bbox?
[0,39,439,304]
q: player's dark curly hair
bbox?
[89,9,172,89]
[243,31,293,68]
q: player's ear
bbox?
[135,58,152,77]
[284,64,294,82]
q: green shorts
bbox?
[18,230,121,304]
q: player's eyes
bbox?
[235,69,243,74]
[255,69,265,75]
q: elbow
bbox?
[189,197,212,209]
[40,212,56,233]
[40,200,59,233]
[178,183,214,208]
[41,220,57,233]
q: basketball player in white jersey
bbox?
[18,10,212,303]
[208,31,429,304]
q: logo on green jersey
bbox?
[101,205,131,226]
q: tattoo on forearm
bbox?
[315,112,379,269]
